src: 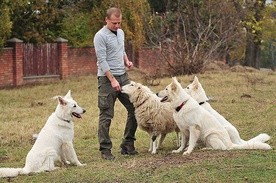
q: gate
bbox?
[23,43,59,78]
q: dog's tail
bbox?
[0,168,22,178]
[247,133,271,143]
[233,141,272,150]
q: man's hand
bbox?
[106,70,121,91]
[111,77,121,91]
[125,60,134,69]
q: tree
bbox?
[232,0,267,69]
[148,0,167,13]
[0,0,30,47]
[144,0,242,75]
[60,0,98,47]
[90,0,150,50]
[10,0,66,43]
[0,3,12,48]
[260,1,276,69]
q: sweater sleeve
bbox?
[93,32,110,74]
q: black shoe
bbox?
[101,150,115,160]
[120,144,138,155]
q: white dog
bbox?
[0,90,86,178]
[185,76,270,144]
[121,81,180,154]
[158,77,271,155]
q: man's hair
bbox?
[106,7,121,19]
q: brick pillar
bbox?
[56,37,68,79]
[7,38,24,86]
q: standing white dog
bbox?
[0,90,86,178]
[158,77,271,155]
[121,81,179,154]
[185,76,270,144]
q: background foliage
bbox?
[0,3,12,48]
[144,0,244,74]
[89,0,150,50]
[0,0,275,72]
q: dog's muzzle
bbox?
[72,109,86,118]
[160,96,168,102]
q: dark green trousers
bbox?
[97,72,137,152]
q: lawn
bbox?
[0,69,276,183]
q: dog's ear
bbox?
[171,82,177,92]
[194,76,199,83]
[64,90,72,99]
[171,77,178,91]
[58,97,67,106]
[192,76,199,90]
[172,77,177,83]
[53,95,62,100]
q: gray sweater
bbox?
[94,26,126,76]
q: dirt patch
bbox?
[122,150,244,169]
[230,65,259,72]
[0,156,9,161]
[128,68,162,86]
[203,61,260,73]
[203,61,230,72]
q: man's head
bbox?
[105,7,122,31]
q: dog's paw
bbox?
[77,163,87,167]
[53,167,60,170]
[201,147,212,151]
[64,160,71,165]
[46,167,60,172]
[172,149,181,153]
[182,151,191,155]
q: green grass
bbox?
[0,69,276,183]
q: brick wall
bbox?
[0,38,162,88]
[0,48,14,87]
[138,47,168,76]
[68,47,97,75]
[12,39,24,86]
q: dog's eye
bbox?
[186,86,189,89]
[73,104,76,107]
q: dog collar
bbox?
[56,114,71,123]
[175,100,188,112]
[199,101,205,105]
[199,100,208,105]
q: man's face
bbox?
[106,14,122,31]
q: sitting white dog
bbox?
[185,76,270,145]
[158,77,271,155]
[0,90,86,178]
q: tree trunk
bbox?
[232,0,265,69]
[244,33,261,69]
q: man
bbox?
[93,7,138,160]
